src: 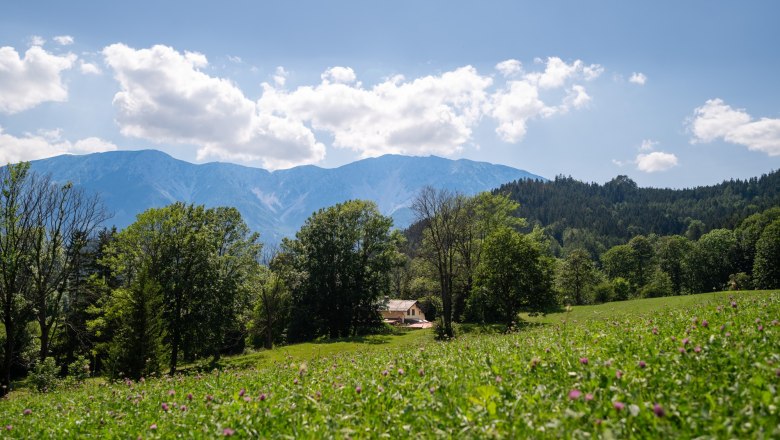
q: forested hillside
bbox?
[496,170,780,251]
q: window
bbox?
[412,309,415,316]
[407,310,410,316]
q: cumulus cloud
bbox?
[639,139,658,151]
[273,66,288,87]
[80,61,102,75]
[0,45,76,114]
[30,35,46,46]
[100,45,600,166]
[102,43,325,169]
[689,98,780,156]
[54,35,74,46]
[495,59,522,77]
[0,127,117,164]
[629,72,647,85]
[635,151,678,172]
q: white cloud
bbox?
[321,66,357,84]
[583,64,604,81]
[495,59,522,77]
[261,65,492,157]
[0,45,76,114]
[30,35,46,46]
[79,61,102,75]
[102,43,324,170]
[0,127,117,164]
[635,151,678,172]
[689,98,780,156]
[639,139,658,151]
[100,45,600,165]
[54,35,74,46]
[227,55,243,63]
[273,66,288,87]
[629,72,647,85]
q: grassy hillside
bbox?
[2,290,778,438]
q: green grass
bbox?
[2,290,779,438]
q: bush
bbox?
[612,277,632,301]
[29,357,59,392]
[639,270,674,298]
[67,355,91,383]
[729,272,752,291]
[593,282,614,303]
[432,318,455,341]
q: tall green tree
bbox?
[684,229,738,293]
[628,235,654,287]
[655,235,691,295]
[412,187,466,337]
[601,245,636,284]
[475,227,556,326]
[753,219,780,289]
[104,203,260,375]
[284,200,397,341]
[557,248,598,305]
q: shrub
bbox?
[611,277,632,301]
[29,357,59,392]
[593,281,614,303]
[67,355,91,383]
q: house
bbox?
[380,299,426,324]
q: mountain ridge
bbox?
[27,150,544,243]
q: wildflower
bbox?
[652,327,658,335]
[775,369,780,377]
[670,336,676,342]
[149,424,157,430]
[616,370,623,379]
[168,389,175,396]
[580,357,589,365]
[725,332,731,337]
[694,346,702,353]
[429,386,436,394]
[756,318,761,324]
[568,389,582,400]
[639,360,647,368]
[772,320,779,326]
[238,388,245,397]
[731,301,737,308]
[585,393,594,401]
[495,375,503,383]
[293,378,299,385]
[653,403,665,417]
[187,393,193,401]
[613,401,625,411]
[355,385,362,394]
[381,370,388,376]
[678,347,686,353]
[180,405,187,411]
[397,368,404,375]
[223,428,235,436]
[22,409,31,416]
[161,403,169,412]
[206,394,214,402]
[244,396,251,402]
[378,385,384,392]
[259,393,267,401]
[418,368,425,376]
[701,319,708,327]
[682,338,689,345]
[758,324,764,331]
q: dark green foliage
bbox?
[655,235,691,295]
[475,227,556,325]
[557,248,598,305]
[611,277,632,301]
[753,219,780,289]
[496,171,780,249]
[29,357,59,392]
[684,229,738,293]
[284,200,398,341]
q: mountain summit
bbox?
[29,150,544,242]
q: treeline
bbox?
[495,171,780,256]
[2,161,778,394]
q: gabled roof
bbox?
[382,299,418,312]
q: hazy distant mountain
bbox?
[29,150,544,243]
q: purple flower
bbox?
[149,424,157,430]
[579,357,589,365]
[653,403,665,417]
[772,320,779,327]
[701,319,708,328]
[758,324,764,331]
[206,394,214,402]
[168,389,175,396]
[259,393,267,401]
[161,403,169,412]
[238,388,245,397]
[187,393,193,401]
[652,327,658,335]
[585,393,594,401]
[381,370,388,376]
[613,401,625,411]
[568,389,582,400]
[223,428,235,436]
[397,368,404,375]
[22,409,31,416]
[418,368,425,376]
[731,301,737,308]
[4,425,11,431]
[725,331,732,337]
[293,378,299,385]
[694,346,702,353]
[355,385,362,394]
[682,338,689,345]
[616,370,623,379]
[429,386,436,394]
[639,360,647,368]
[678,347,686,353]
[180,405,187,411]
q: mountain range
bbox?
[28,150,543,243]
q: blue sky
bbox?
[1,0,778,187]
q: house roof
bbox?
[382,299,418,312]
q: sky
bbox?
[1,0,778,188]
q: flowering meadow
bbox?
[2,290,779,438]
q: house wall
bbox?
[403,305,426,321]
[380,310,406,322]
